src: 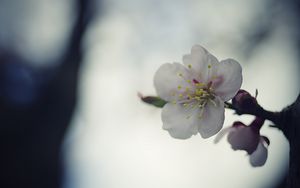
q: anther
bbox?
[193,79,199,84]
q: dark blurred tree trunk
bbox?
[275,94,300,188]
[282,1,300,187]
[281,0,300,187]
[0,0,94,187]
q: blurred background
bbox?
[0,0,299,188]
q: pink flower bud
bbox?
[232,89,258,112]
[214,117,269,167]
[227,121,260,154]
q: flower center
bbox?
[173,75,216,119]
[186,80,215,106]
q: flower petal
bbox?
[249,139,268,167]
[214,127,234,144]
[183,45,219,83]
[212,58,242,101]
[198,97,225,138]
[161,103,199,139]
[154,63,192,101]
[227,126,260,154]
[261,136,270,146]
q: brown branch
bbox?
[225,101,281,125]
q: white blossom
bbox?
[154,45,242,139]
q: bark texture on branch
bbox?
[276,94,300,188]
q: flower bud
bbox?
[232,89,258,113]
[214,117,269,167]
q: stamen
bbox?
[187,94,191,100]
[193,79,199,84]
[190,103,196,109]
[195,88,204,95]
[195,82,204,87]
[207,81,213,89]
[209,99,217,106]
[188,64,192,69]
[198,103,206,119]
[172,75,216,120]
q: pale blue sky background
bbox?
[1,0,299,187]
[64,0,299,188]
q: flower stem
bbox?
[224,101,281,125]
[224,101,235,110]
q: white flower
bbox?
[154,45,242,139]
[214,120,269,167]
